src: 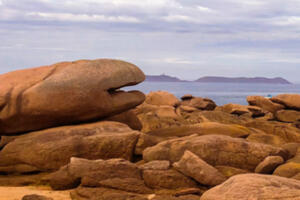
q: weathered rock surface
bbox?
[246,120,300,143]
[139,160,170,170]
[255,156,284,174]
[276,109,300,123]
[247,95,284,113]
[173,151,226,186]
[70,187,148,200]
[271,94,300,110]
[142,169,198,190]
[0,122,140,173]
[143,134,287,171]
[216,104,266,117]
[180,97,216,111]
[105,110,142,130]
[22,194,53,200]
[145,91,179,106]
[274,150,300,178]
[135,122,252,154]
[214,166,249,178]
[246,133,286,146]
[200,174,300,200]
[50,157,143,190]
[0,59,145,135]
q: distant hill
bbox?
[146,74,186,82]
[146,74,291,84]
[195,76,291,84]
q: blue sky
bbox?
[0,0,300,82]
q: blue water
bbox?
[127,82,300,106]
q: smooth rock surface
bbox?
[255,156,284,174]
[0,59,145,135]
[200,174,300,200]
[0,121,140,173]
[271,94,300,110]
[247,96,284,113]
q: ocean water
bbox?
[127,82,300,106]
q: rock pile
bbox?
[1,60,300,200]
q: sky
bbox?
[0,0,300,82]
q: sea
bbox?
[127,82,300,106]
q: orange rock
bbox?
[271,94,300,110]
[0,59,145,135]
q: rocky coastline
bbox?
[0,59,300,200]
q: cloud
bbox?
[1,0,300,82]
[26,12,141,23]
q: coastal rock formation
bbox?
[135,122,253,154]
[0,59,145,135]
[247,96,284,113]
[49,157,145,191]
[245,120,300,143]
[0,121,140,173]
[200,174,300,200]
[180,97,216,111]
[275,109,300,123]
[1,60,300,200]
[143,134,287,171]
[145,91,179,106]
[254,156,284,174]
[173,151,226,186]
[216,104,266,117]
[271,94,300,110]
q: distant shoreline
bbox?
[146,75,292,84]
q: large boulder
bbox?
[245,120,300,143]
[143,134,287,171]
[50,157,145,191]
[173,151,226,186]
[275,110,300,123]
[180,97,216,111]
[200,174,300,200]
[0,59,145,135]
[273,149,300,178]
[247,96,284,113]
[0,121,140,173]
[271,94,300,110]
[145,91,179,106]
[216,104,266,117]
[135,122,252,154]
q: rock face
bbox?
[50,157,144,190]
[180,97,216,111]
[145,91,179,106]
[271,94,300,110]
[135,122,253,154]
[276,110,300,123]
[0,121,140,173]
[247,96,284,113]
[142,169,197,189]
[173,151,226,186]
[200,174,300,200]
[255,156,284,174]
[216,104,265,117]
[246,120,300,143]
[0,59,145,135]
[143,135,287,171]
[22,194,53,200]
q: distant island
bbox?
[146,74,291,84]
[146,74,186,82]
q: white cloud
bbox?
[26,12,141,23]
[162,15,199,23]
[197,6,214,13]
